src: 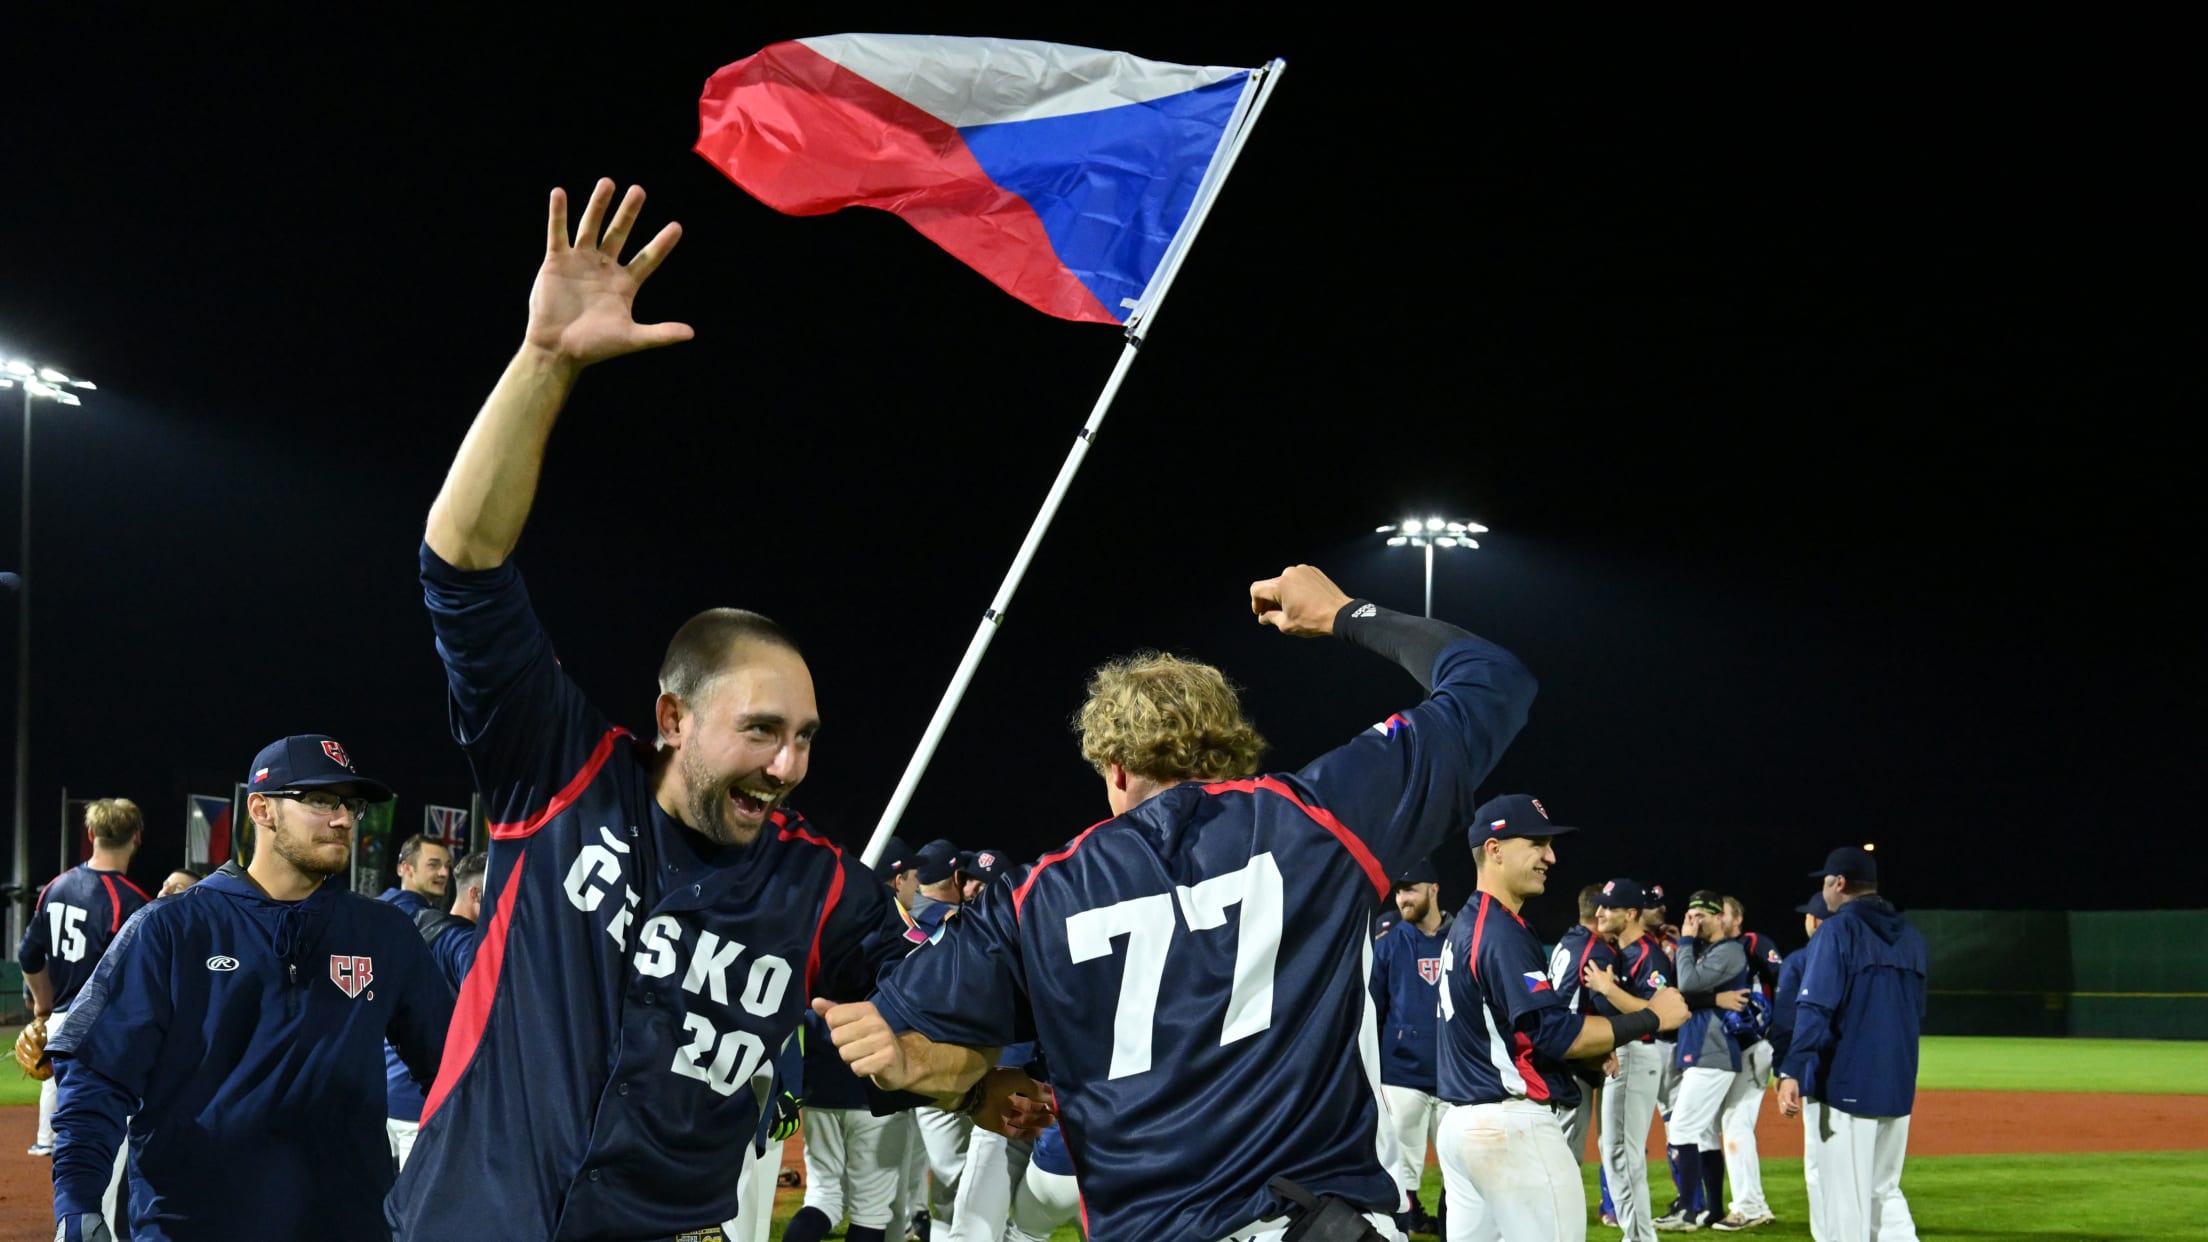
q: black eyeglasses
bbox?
[264,790,371,819]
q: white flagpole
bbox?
[861,59,1287,867]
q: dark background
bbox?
[2,12,2195,934]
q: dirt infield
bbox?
[1,1090,2202,1239]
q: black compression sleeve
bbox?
[1609,1009,1661,1043]
[1331,600,1477,693]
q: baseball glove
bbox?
[15,1015,52,1081]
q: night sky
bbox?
[3,13,2194,931]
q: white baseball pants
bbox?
[1381,1083,1447,1195]
[1436,1098,1586,1242]
[1803,1101,1918,1242]
[916,1104,975,1222]
[801,1106,912,1230]
[1721,1039,1773,1218]
[1006,1164,1081,1242]
[1600,1041,1665,1242]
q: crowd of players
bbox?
[7,180,1929,1242]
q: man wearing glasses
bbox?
[46,734,454,1242]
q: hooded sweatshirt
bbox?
[1778,895,1928,1117]
[48,869,451,1241]
[1674,935,1750,1072]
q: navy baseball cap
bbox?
[872,836,917,883]
[1595,877,1645,910]
[915,850,960,886]
[1395,858,1440,887]
[1644,883,1668,908]
[1809,846,1878,884]
[1468,794,1577,845]
[1795,891,1832,916]
[245,735,393,802]
[958,848,1010,887]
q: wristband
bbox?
[1609,1009,1661,1043]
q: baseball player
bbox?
[47,736,453,1242]
[1777,848,1927,1242]
[783,1007,918,1242]
[20,799,150,1163]
[1658,892,1753,1231]
[1769,892,1827,1240]
[1580,879,1672,1242]
[377,833,452,918]
[385,179,920,1242]
[1437,801,1690,1242]
[1710,896,1785,1231]
[905,842,976,1230]
[1371,857,1453,1236]
[819,565,1540,1241]
[385,849,490,1168]
[1547,883,1609,1168]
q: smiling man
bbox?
[384,179,914,1242]
[47,737,451,1242]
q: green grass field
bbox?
[8,1030,2204,1237]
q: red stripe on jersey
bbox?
[98,874,123,932]
[1011,818,1112,921]
[115,874,151,902]
[420,847,528,1124]
[34,872,62,909]
[1467,894,1494,980]
[1572,933,1598,983]
[1511,1030,1551,1102]
[488,727,632,840]
[1200,776,1390,902]
[776,820,845,997]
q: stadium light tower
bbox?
[3,357,95,947]
[1375,514,1488,618]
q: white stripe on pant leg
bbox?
[801,1109,851,1225]
[1600,1042,1663,1242]
[1721,1040,1771,1217]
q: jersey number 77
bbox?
[1065,853,1284,1080]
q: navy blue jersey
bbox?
[872,635,1534,1242]
[389,546,912,1242]
[1779,897,1927,1117]
[1767,950,1809,1066]
[1370,914,1451,1092]
[800,1007,870,1111]
[1438,891,1586,1107]
[18,865,150,1012]
[1740,929,1786,994]
[1546,925,1606,1015]
[1586,934,1672,1038]
[47,871,450,1241]
[378,886,430,917]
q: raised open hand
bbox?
[525,179,694,367]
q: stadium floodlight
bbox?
[5,354,94,949]
[1373,513,1486,618]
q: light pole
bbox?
[1375,515,1487,618]
[3,357,94,947]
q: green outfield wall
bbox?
[1913,909,2206,1039]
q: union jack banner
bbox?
[425,804,471,857]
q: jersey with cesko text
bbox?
[1547,924,1606,1015]
[48,871,450,1242]
[1371,913,1452,1093]
[1586,934,1673,1039]
[18,865,150,1012]
[873,634,1536,1242]
[1439,891,1586,1108]
[388,545,912,1242]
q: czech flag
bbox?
[697,34,1257,324]
[1523,971,1554,995]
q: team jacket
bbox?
[18,864,149,1011]
[1674,937,1750,1072]
[388,545,911,1242]
[47,871,450,1242]
[1740,929,1786,995]
[1779,897,1927,1117]
[1371,913,1452,1092]
[872,634,1536,1242]
[1767,950,1809,1066]
[1586,933,1672,1038]
[386,910,481,1122]
[1439,891,1585,1108]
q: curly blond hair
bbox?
[1074,651,1267,783]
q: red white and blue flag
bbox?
[425,804,471,857]
[1522,970,1554,995]
[185,794,232,867]
[697,35,1257,324]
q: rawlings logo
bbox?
[1419,957,1443,985]
[321,740,354,770]
[329,954,375,998]
[205,956,239,972]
